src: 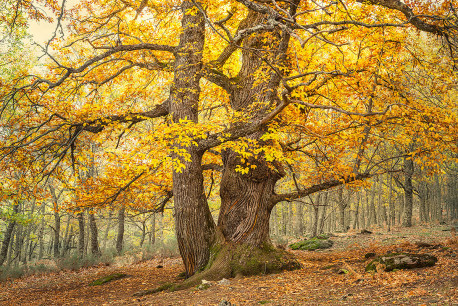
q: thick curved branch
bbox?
[77,99,169,133]
[356,0,446,35]
[270,172,371,206]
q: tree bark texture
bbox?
[402,156,414,227]
[218,7,293,247]
[170,1,216,277]
[116,207,125,254]
[88,212,101,257]
[77,212,85,257]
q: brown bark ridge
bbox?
[170,1,216,277]
[217,7,289,248]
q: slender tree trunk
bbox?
[38,219,45,260]
[310,193,321,237]
[88,212,101,257]
[140,221,146,247]
[38,203,46,260]
[62,226,73,258]
[6,227,15,265]
[402,155,414,227]
[296,201,304,236]
[157,212,163,244]
[149,213,156,246]
[434,175,443,222]
[85,212,90,255]
[337,187,347,232]
[418,180,428,223]
[353,192,360,230]
[60,215,71,257]
[388,174,394,231]
[77,212,85,258]
[282,202,288,235]
[116,207,125,254]
[0,202,19,265]
[370,180,377,226]
[360,191,366,229]
[102,210,113,250]
[14,223,23,266]
[319,192,328,235]
[49,185,62,259]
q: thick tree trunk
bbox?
[169,1,216,277]
[402,156,414,227]
[217,6,292,248]
[88,212,101,257]
[0,202,19,265]
[116,207,125,254]
[219,144,283,246]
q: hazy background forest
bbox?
[1,167,456,279]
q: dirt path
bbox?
[1,226,457,305]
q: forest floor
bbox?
[1,225,457,305]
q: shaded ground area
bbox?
[1,226,457,305]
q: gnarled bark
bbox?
[170,1,216,277]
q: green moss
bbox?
[365,253,438,272]
[197,283,211,290]
[316,233,330,240]
[89,273,127,286]
[289,238,333,251]
[177,271,187,279]
[364,252,377,259]
[132,282,175,297]
[365,262,377,272]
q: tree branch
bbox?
[270,172,371,206]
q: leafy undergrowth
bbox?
[1,226,457,305]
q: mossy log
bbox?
[289,238,333,251]
[365,253,438,272]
